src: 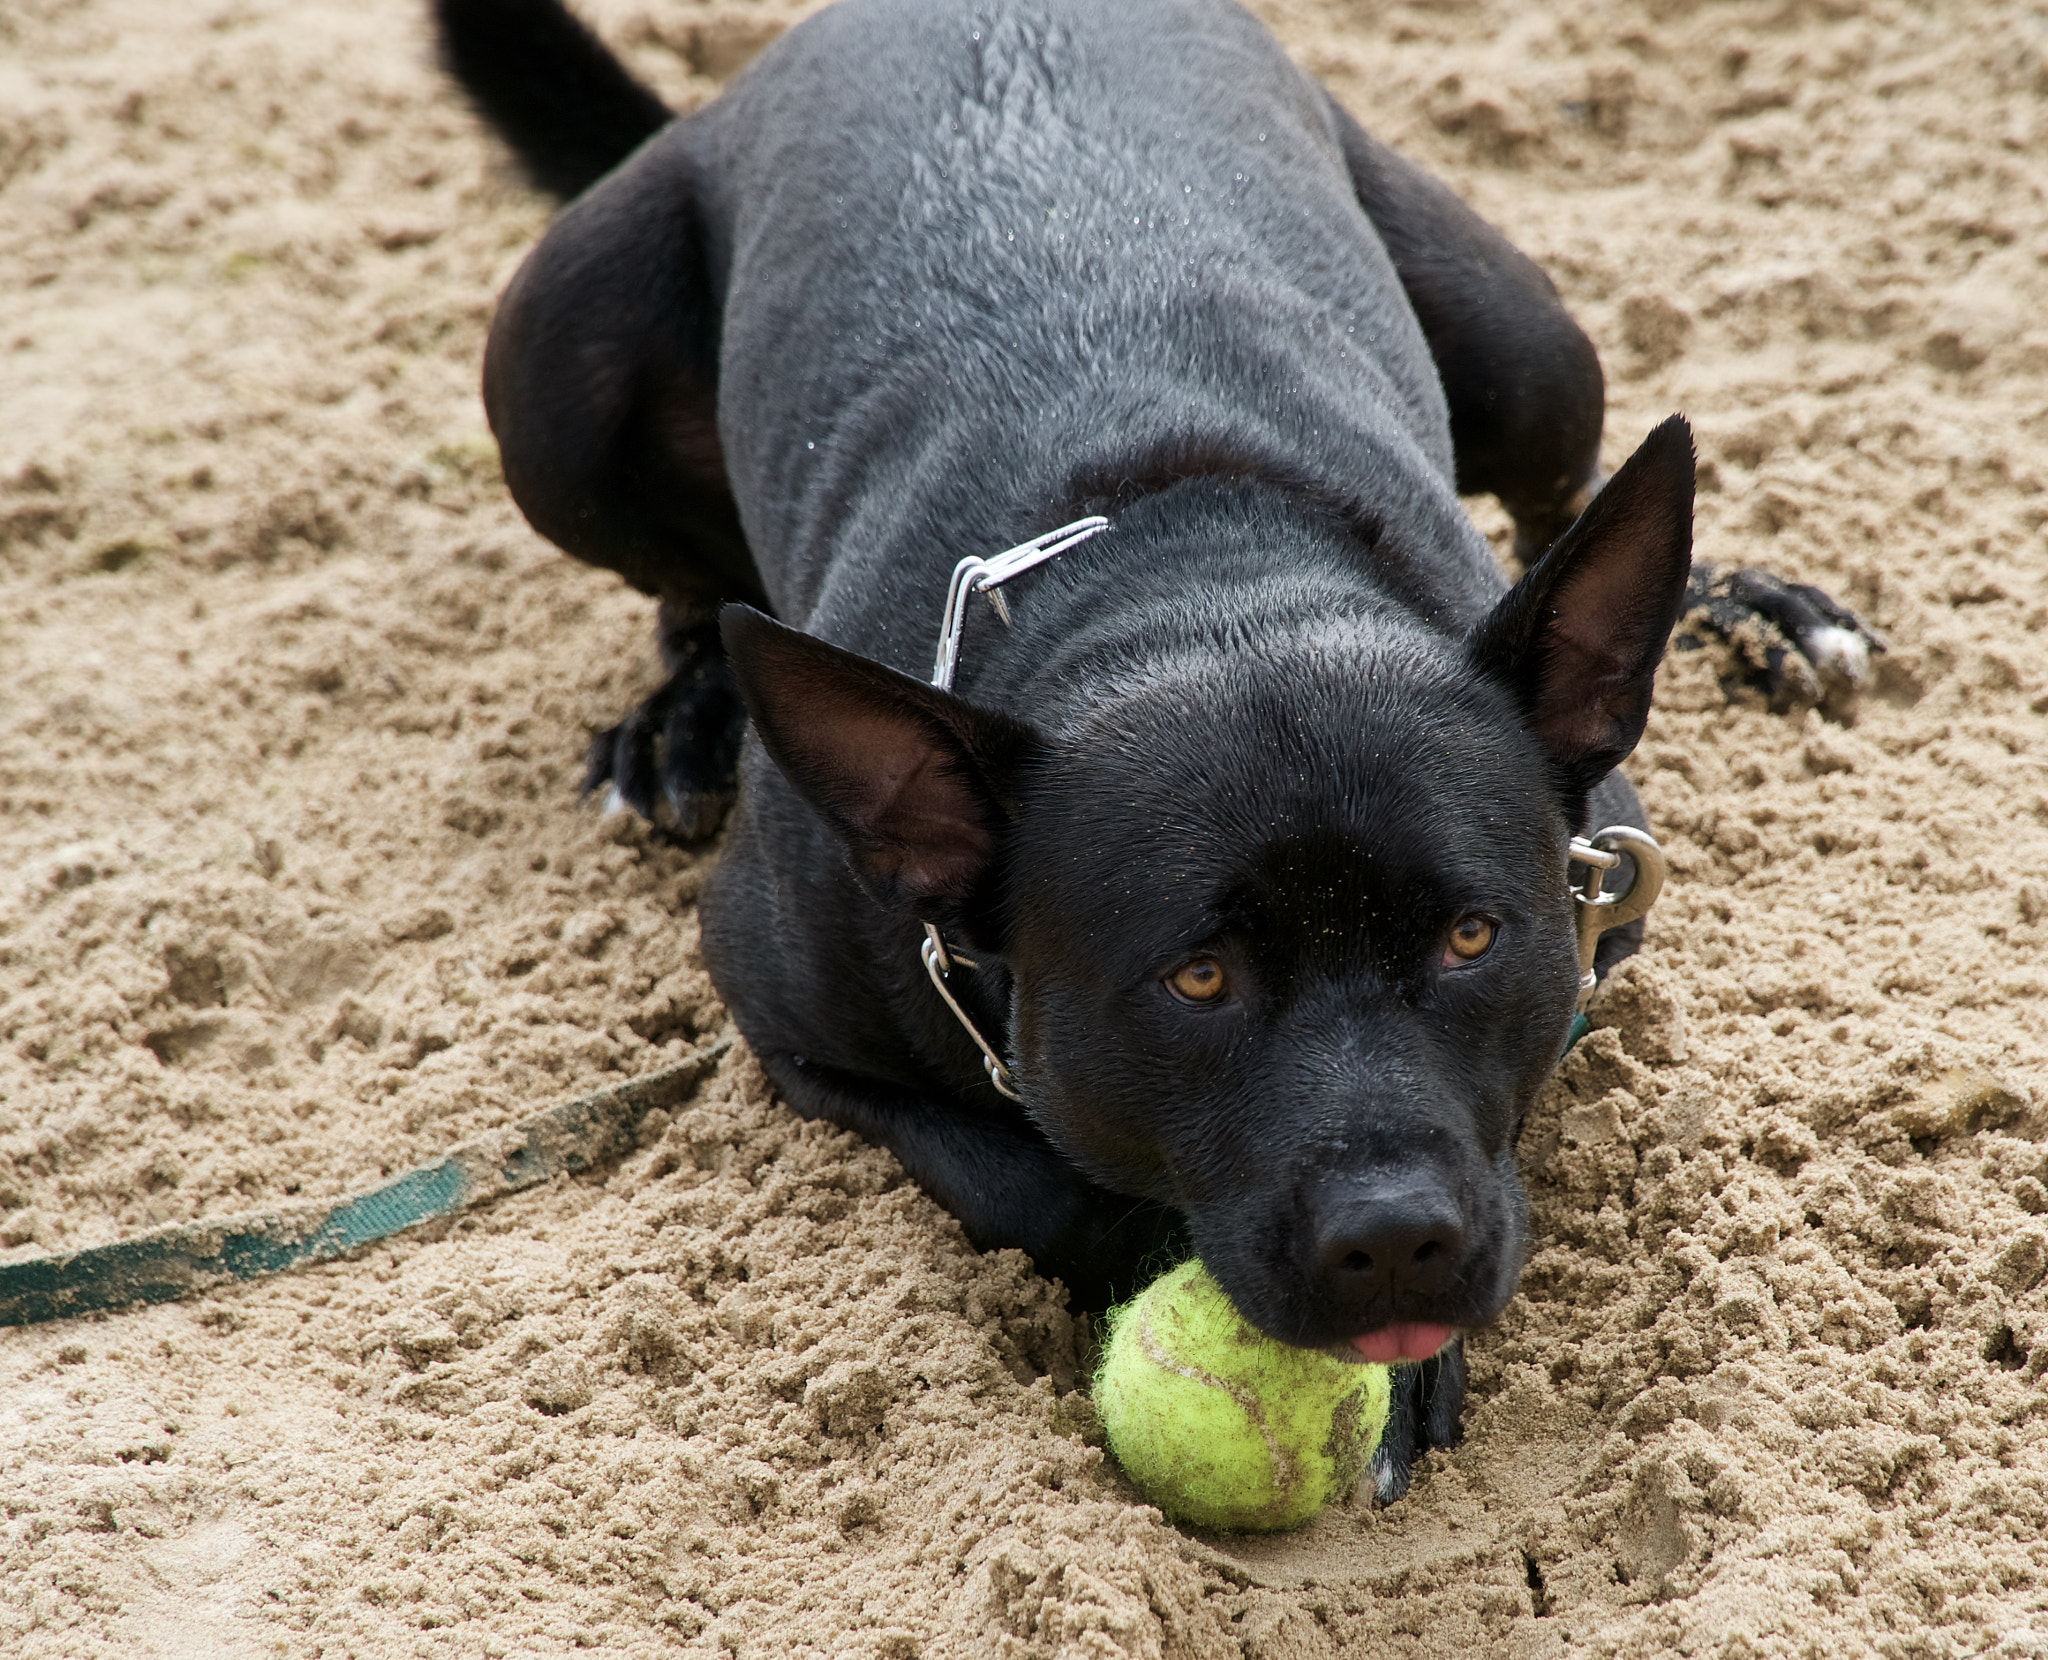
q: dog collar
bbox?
[928,515,1111,693]
[913,515,1667,1099]
[920,515,1111,1100]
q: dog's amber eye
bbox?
[1167,958,1229,1004]
[1443,916,1494,966]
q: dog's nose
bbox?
[1314,1187,1465,1303]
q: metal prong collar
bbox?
[929,516,1109,693]
[915,515,1111,1102]
[921,924,1022,1101]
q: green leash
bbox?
[0,1037,731,1328]
[0,853,1647,1333]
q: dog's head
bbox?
[722,419,1693,1353]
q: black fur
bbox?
[1677,561,1885,713]
[437,0,1710,1498]
[580,605,747,834]
[434,0,670,200]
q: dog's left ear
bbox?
[1467,415,1694,794]
[719,605,1040,912]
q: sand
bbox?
[4,0,2047,1652]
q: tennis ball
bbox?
[1094,1260,1391,1533]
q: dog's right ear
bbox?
[719,605,1041,912]
[1466,415,1695,796]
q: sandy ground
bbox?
[5,0,2048,1653]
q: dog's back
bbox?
[713,0,1498,651]
[445,0,1499,664]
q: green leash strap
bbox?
[0,1037,732,1328]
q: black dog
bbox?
[435,0,1873,1497]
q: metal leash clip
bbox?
[1568,826,1668,1012]
[920,515,1112,1100]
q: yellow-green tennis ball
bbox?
[1095,1260,1391,1533]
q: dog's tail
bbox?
[433,0,672,200]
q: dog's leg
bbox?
[439,0,763,832]
[581,604,747,838]
[480,135,766,833]
[711,607,1199,1307]
[1328,101,1886,710]
[1369,1337,1467,1502]
[1325,101,1604,562]
[761,1051,1186,1311]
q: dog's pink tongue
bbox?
[1351,1323,1454,1365]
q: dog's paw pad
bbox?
[1678,563,1885,714]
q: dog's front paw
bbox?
[582,650,745,840]
[1677,562,1886,715]
[1368,1336,1466,1503]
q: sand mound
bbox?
[5,0,2047,1653]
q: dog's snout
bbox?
[1314,1187,1465,1303]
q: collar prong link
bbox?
[928,515,1109,694]
[921,924,1021,1101]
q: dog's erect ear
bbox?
[1467,415,1695,794]
[719,605,1040,910]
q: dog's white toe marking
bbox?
[1804,624,1871,689]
